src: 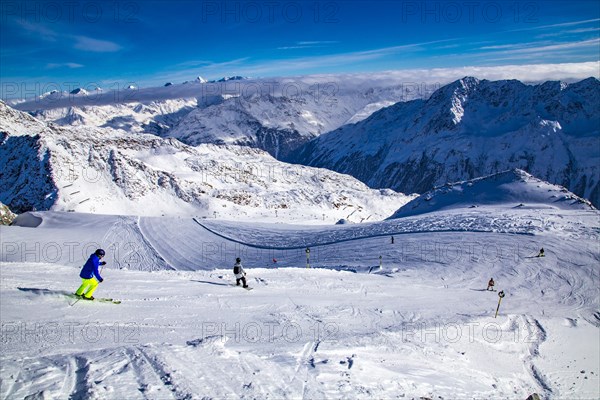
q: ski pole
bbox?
[495,290,505,318]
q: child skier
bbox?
[75,249,106,300]
[487,278,495,291]
[233,257,248,288]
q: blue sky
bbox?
[1,1,599,98]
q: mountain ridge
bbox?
[0,100,413,222]
[389,168,595,219]
[291,76,600,207]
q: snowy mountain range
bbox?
[291,77,600,207]
[5,75,599,211]
[0,100,412,221]
[13,74,437,159]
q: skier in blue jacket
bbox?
[75,249,106,300]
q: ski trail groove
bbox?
[523,315,553,397]
[59,357,78,400]
[136,346,195,400]
[68,356,91,400]
[123,347,160,400]
[1,360,22,400]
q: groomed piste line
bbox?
[192,217,534,251]
[134,216,176,271]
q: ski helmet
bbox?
[236,257,241,263]
[95,249,106,257]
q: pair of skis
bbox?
[68,294,121,306]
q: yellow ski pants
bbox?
[75,278,99,298]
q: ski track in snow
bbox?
[102,216,171,271]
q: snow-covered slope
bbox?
[390,169,596,218]
[292,77,600,207]
[1,201,598,398]
[0,101,412,221]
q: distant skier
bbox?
[391,236,395,244]
[233,257,248,288]
[75,249,106,300]
[487,278,495,291]
[536,248,545,257]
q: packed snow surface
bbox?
[1,199,599,399]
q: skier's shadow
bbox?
[190,280,230,287]
[17,287,72,296]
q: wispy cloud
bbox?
[363,62,600,84]
[15,19,123,53]
[16,20,58,41]
[46,62,84,69]
[212,39,456,77]
[536,27,600,39]
[174,60,215,68]
[297,41,339,46]
[479,43,536,50]
[72,36,122,52]
[163,38,460,81]
[492,38,600,54]
[278,40,339,50]
[507,18,600,33]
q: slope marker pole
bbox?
[494,290,506,318]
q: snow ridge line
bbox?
[192,217,534,251]
[134,216,175,271]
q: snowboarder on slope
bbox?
[536,248,545,257]
[487,278,495,291]
[233,257,248,288]
[75,249,106,300]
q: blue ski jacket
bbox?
[80,254,104,281]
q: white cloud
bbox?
[15,20,123,53]
[369,62,600,84]
[72,36,123,52]
[278,41,339,50]
[495,38,600,54]
[296,41,339,46]
[16,20,58,42]
[46,62,84,69]
[508,18,600,32]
